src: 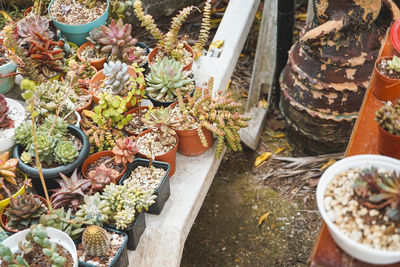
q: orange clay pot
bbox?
[77,42,107,71]
[123,106,149,136]
[374,56,400,101]
[378,125,400,159]
[88,66,145,108]
[136,129,179,177]
[81,150,127,183]
[175,127,213,156]
[147,43,194,72]
[75,89,93,114]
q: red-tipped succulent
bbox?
[112,136,137,166]
[88,163,120,192]
[0,95,13,129]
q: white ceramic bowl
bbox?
[317,154,400,265]
[0,98,26,154]
[1,227,78,267]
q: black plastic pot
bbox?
[119,158,170,215]
[78,228,129,267]
[137,42,150,71]
[12,125,90,196]
[106,210,146,251]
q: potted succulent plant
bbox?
[48,0,109,46]
[124,106,150,136]
[89,61,146,105]
[119,158,170,215]
[83,19,149,69]
[137,106,180,176]
[173,77,251,158]
[0,44,17,94]
[375,100,400,159]
[145,57,195,107]
[134,0,212,70]
[76,225,129,267]
[374,55,400,101]
[0,224,78,266]
[0,95,26,154]
[65,58,97,94]
[317,154,400,264]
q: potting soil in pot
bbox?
[77,230,125,267]
[85,156,124,176]
[123,166,166,191]
[125,108,149,135]
[0,171,25,199]
[80,45,108,61]
[154,48,192,67]
[137,132,176,156]
[50,0,107,25]
[377,59,400,79]
[324,168,400,251]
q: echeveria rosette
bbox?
[54,140,79,165]
[14,121,33,148]
[20,151,32,164]
[103,61,130,95]
[29,133,57,165]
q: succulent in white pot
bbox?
[317,154,400,265]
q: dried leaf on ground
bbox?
[258,212,270,226]
[254,152,272,167]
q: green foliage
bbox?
[0,243,29,266]
[82,225,109,257]
[387,56,400,72]
[28,132,57,165]
[54,140,79,165]
[75,193,111,226]
[141,106,180,142]
[375,100,400,136]
[145,57,194,101]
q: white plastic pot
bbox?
[1,227,78,267]
[0,98,25,154]
[317,154,400,265]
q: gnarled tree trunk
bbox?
[280,0,400,154]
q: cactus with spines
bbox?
[376,100,400,136]
[103,61,130,95]
[82,225,110,257]
[75,193,111,226]
[175,77,251,158]
[145,57,194,101]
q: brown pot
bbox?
[75,89,93,114]
[77,42,107,71]
[0,195,48,233]
[89,66,145,107]
[175,127,213,156]
[378,125,400,159]
[123,106,149,136]
[147,43,194,72]
[136,129,179,177]
[374,56,400,101]
[81,150,127,183]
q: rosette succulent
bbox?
[103,61,130,95]
[87,27,106,50]
[17,16,52,42]
[29,133,57,164]
[14,121,33,147]
[145,57,194,101]
[0,95,13,129]
[54,140,79,165]
[75,193,111,225]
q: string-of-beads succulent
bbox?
[75,193,111,226]
[376,100,400,136]
[134,0,211,61]
[103,61,130,95]
[145,57,194,101]
[177,77,251,158]
[101,181,156,230]
[82,225,110,257]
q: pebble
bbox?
[124,165,166,190]
[137,131,176,156]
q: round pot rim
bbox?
[316,154,400,260]
[0,60,17,72]
[81,150,127,181]
[375,56,400,82]
[48,0,110,28]
[13,125,89,179]
[378,125,400,140]
[147,42,194,70]
[0,170,27,211]
[123,106,150,136]
[77,42,107,63]
[391,19,400,55]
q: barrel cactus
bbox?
[103,61,130,95]
[54,140,79,164]
[82,225,110,257]
[145,57,194,101]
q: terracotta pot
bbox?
[77,42,107,71]
[378,125,400,159]
[374,56,400,101]
[147,43,194,71]
[136,129,179,177]
[89,66,145,107]
[75,89,93,114]
[81,150,127,183]
[123,106,149,136]
[1,195,48,233]
[175,127,213,156]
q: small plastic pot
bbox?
[136,42,150,70]
[77,42,107,71]
[89,66,145,106]
[81,150,127,183]
[1,195,48,233]
[119,158,170,215]
[48,0,109,46]
[12,125,90,196]
[147,43,194,71]
[136,129,179,176]
[78,227,129,267]
[175,127,213,156]
[2,227,78,267]
[378,125,400,159]
[106,210,145,251]
[123,106,149,136]
[146,83,195,108]
[374,56,400,101]
[0,61,17,94]
[75,89,93,114]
